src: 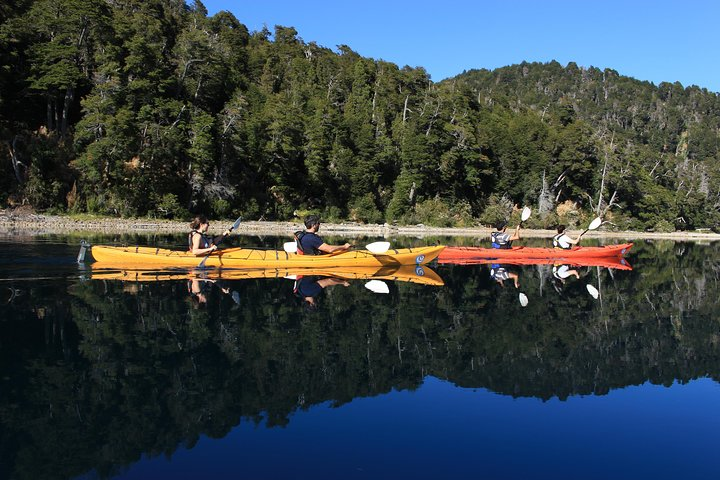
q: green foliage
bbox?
[349,193,384,224]
[653,219,675,233]
[412,197,475,227]
[2,5,720,229]
[154,193,189,219]
[478,194,514,227]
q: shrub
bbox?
[479,194,514,226]
[349,194,384,224]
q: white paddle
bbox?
[520,206,531,225]
[519,292,529,307]
[366,241,391,254]
[580,217,602,238]
[365,280,390,294]
[586,284,600,299]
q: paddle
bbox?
[579,217,602,238]
[519,292,529,307]
[519,206,531,226]
[586,284,600,299]
[283,240,391,255]
[365,280,390,294]
[198,216,243,268]
[77,240,91,263]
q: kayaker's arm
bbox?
[318,242,352,254]
[190,231,219,256]
[508,225,521,242]
[564,233,582,245]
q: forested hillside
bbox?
[1,0,719,230]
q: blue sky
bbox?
[201,0,720,93]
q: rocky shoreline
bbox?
[2,210,720,241]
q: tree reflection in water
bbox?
[1,240,719,479]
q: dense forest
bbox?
[2,0,720,230]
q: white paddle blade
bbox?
[283,241,298,253]
[519,292,529,307]
[365,280,390,294]
[366,241,391,254]
[521,206,532,222]
[586,284,600,299]
[284,275,298,280]
[587,217,602,231]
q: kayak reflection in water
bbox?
[552,264,580,282]
[490,263,519,288]
[188,276,237,307]
[551,264,580,294]
[294,215,352,255]
[294,275,350,311]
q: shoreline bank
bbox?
[1,211,719,241]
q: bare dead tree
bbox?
[8,135,26,185]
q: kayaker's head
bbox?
[191,215,210,232]
[495,220,508,232]
[556,224,566,234]
[303,296,319,312]
[304,215,321,232]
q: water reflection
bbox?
[1,238,720,479]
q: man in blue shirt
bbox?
[296,215,352,255]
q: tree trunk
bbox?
[61,87,74,137]
[47,97,53,132]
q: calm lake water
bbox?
[1,234,719,479]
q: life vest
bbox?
[294,230,322,255]
[553,233,570,249]
[294,231,306,255]
[188,230,210,250]
[491,231,511,249]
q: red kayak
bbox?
[438,255,632,270]
[438,243,633,263]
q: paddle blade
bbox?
[586,284,600,299]
[587,217,602,231]
[520,206,532,222]
[284,274,298,280]
[77,240,91,263]
[365,280,390,294]
[198,254,211,268]
[519,292,529,307]
[366,241,391,254]
[283,241,298,253]
[230,216,243,231]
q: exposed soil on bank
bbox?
[1,209,719,241]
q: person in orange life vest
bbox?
[296,215,351,255]
[552,225,582,249]
[188,215,231,256]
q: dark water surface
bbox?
[1,234,719,479]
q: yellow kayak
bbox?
[88,245,445,268]
[89,263,444,287]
